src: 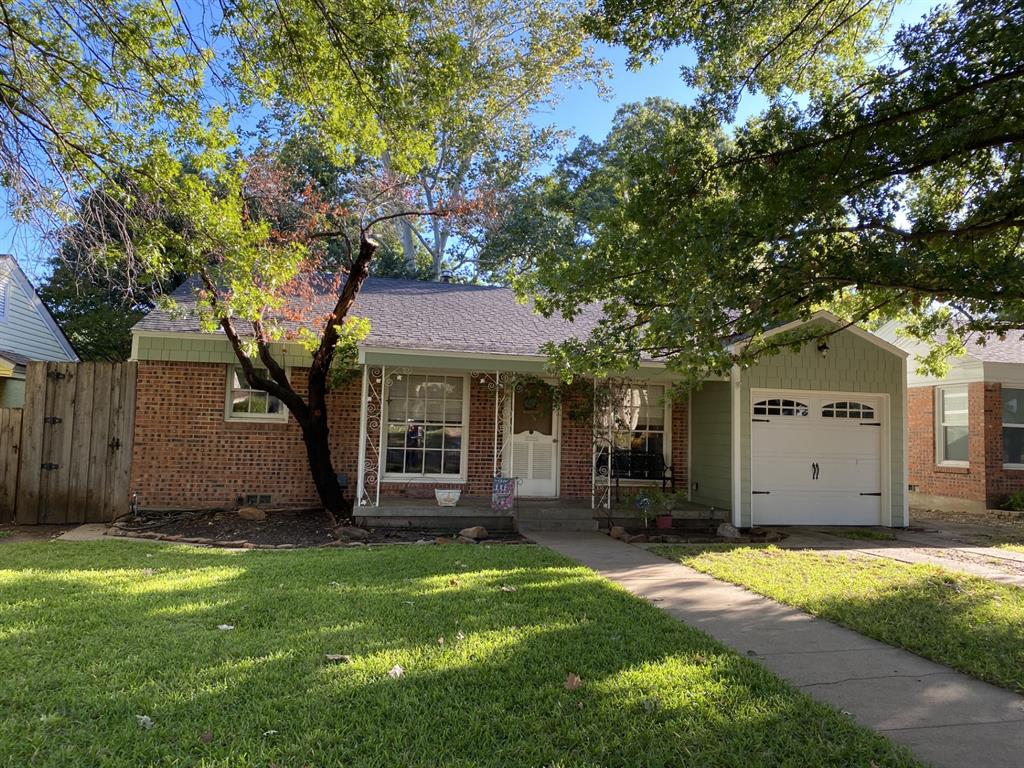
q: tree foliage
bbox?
[489,1,1024,381]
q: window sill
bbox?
[224,416,290,426]
[382,476,467,484]
[935,464,970,474]
[1003,464,1024,471]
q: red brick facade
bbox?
[131,362,689,509]
[907,382,1024,507]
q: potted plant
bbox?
[635,489,675,530]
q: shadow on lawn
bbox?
[0,542,920,767]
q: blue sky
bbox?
[1,0,939,279]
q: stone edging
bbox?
[105,527,527,549]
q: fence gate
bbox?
[14,361,136,524]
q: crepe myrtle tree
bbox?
[134,154,474,520]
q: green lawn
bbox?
[0,542,920,767]
[997,543,1024,555]
[653,544,1024,693]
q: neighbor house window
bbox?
[1002,388,1024,466]
[600,384,669,480]
[226,366,287,421]
[384,374,467,478]
[936,385,968,464]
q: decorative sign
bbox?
[492,476,516,512]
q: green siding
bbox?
[0,377,25,408]
[133,334,313,368]
[738,325,906,527]
[689,381,732,510]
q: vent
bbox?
[531,443,553,480]
[244,493,271,506]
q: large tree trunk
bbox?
[298,416,348,518]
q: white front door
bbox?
[750,392,883,525]
[508,384,559,497]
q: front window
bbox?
[936,385,968,464]
[227,366,287,421]
[601,384,668,480]
[1003,388,1024,466]
[385,374,467,477]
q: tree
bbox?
[382,0,605,279]
[489,1,1024,382]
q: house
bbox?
[877,323,1024,512]
[129,277,908,529]
[0,255,78,407]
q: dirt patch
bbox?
[912,507,1024,546]
[0,523,72,544]
[114,509,525,548]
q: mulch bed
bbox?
[111,508,525,548]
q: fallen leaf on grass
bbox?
[216,624,235,631]
[447,578,460,587]
[388,664,405,679]
[564,673,582,691]
[436,636,445,647]
[200,730,213,743]
[456,631,466,642]
[135,715,154,729]
[324,654,352,664]
[500,584,517,593]
[262,729,278,737]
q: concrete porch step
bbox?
[517,508,596,521]
[519,519,599,532]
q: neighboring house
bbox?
[0,255,78,407]
[130,277,909,528]
[877,323,1024,512]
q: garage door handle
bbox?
[752,490,771,495]
[859,492,882,496]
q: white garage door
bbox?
[751,392,883,525]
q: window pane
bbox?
[385,450,404,473]
[443,451,461,474]
[1004,428,1024,465]
[647,433,664,458]
[424,398,445,421]
[444,398,463,422]
[423,450,443,474]
[267,395,283,414]
[405,425,424,448]
[944,426,969,462]
[424,426,444,449]
[422,380,445,399]
[446,377,463,397]
[387,424,406,447]
[941,388,968,426]
[248,392,269,413]
[231,395,250,413]
[1004,389,1024,426]
[405,450,423,473]
[388,397,408,421]
[444,427,462,450]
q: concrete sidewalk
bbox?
[529,531,1024,768]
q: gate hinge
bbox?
[46,370,66,380]
[43,416,62,425]
[41,463,59,470]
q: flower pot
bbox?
[435,489,461,507]
[655,514,673,530]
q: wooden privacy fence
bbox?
[0,361,136,524]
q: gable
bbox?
[0,257,77,362]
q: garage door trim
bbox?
[748,387,892,527]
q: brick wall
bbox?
[907,382,1024,506]
[131,361,361,509]
[132,361,689,508]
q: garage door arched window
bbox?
[752,398,808,417]
[821,401,875,420]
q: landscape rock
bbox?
[624,534,648,544]
[716,522,742,540]
[456,535,479,544]
[335,525,370,541]
[237,506,267,521]
[458,525,488,540]
[609,526,626,540]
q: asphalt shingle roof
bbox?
[960,331,1024,364]
[134,276,606,357]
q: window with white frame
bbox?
[384,374,467,478]
[601,384,669,480]
[1002,388,1024,466]
[226,366,287,421]
[936,385,968,464]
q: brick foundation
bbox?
[907,382,1024,507]
[131,362,687,509]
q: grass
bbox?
[997,543,1024,555]
[653,544,1024,693]
[0,541,921,768]
[829,528,896,541]
[0,531,11,539]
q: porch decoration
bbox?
[435,489,462,507]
